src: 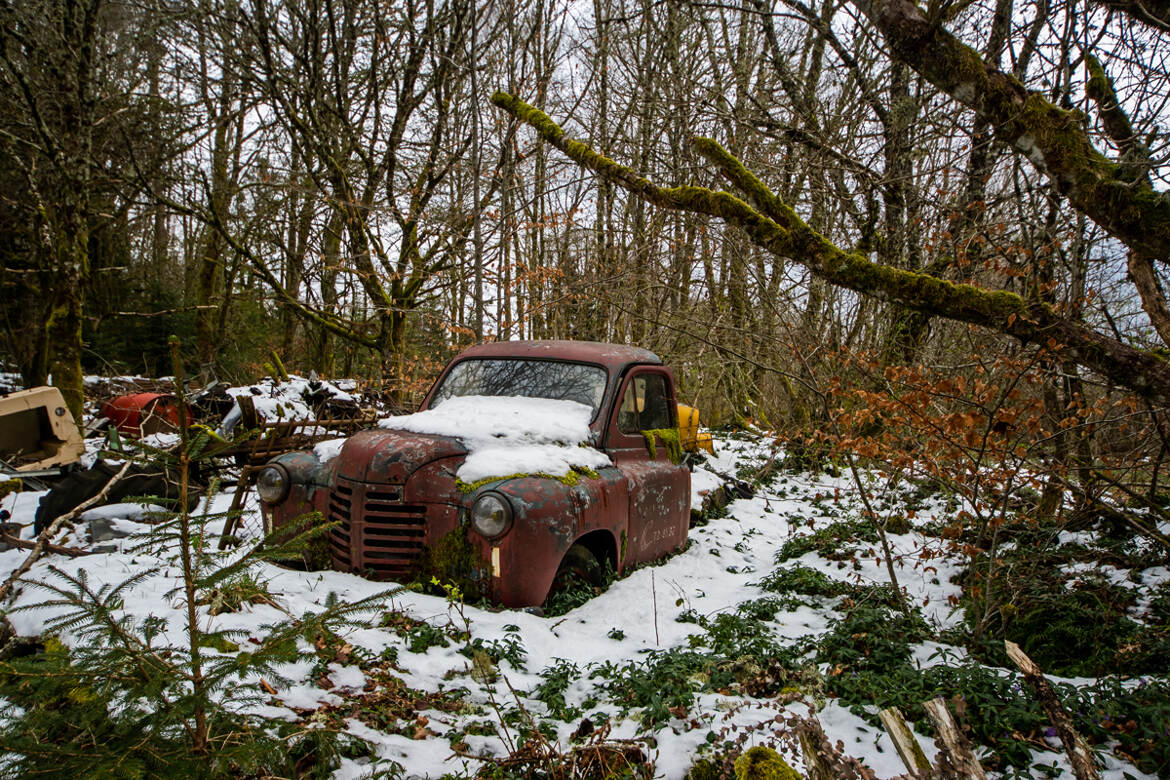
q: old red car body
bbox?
[258,340,692,607]
[100,393,182,437]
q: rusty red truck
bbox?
[257,340,712,607]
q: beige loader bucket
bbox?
[0,386,85,472]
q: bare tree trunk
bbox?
[877,60,929,367]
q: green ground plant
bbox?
[461,626,528,671]
[410,529,490,603]
[1148,580,1170,624]
[960,534,1170,677]
[591,603,813,726]
[541,558,616,618]
[198,570,280,615]
[775,519,880,563]
[530,658,584,720]
[757,563,852,602]
[814,592,1170,773]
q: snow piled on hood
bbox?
[378,395,611,483]
[312,437,348,462]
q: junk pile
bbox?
[2,373,379,538]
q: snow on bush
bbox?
[219,375,354,435]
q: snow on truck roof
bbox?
[452,340,662,373]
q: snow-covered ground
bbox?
[1,427,1165,779]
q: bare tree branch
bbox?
[1093,0,1170,31]
[491,91,1170,406]
[846,0,1170,262]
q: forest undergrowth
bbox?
[1,367,1168,779]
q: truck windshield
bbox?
[430,359,608,418]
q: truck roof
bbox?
[452,340,662,374]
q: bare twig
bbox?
[0,460,133,604]
[652,570,659,646]
[841,450,911,616]
[106,305,219,318]
[0,532,94,558]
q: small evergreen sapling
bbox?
[0,340,402,778]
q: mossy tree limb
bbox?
[1092,0,1170,32]
[846,0,1170,263]
[1081,55,1170,348]
[491,92,1170,407]
[1084,54,1148,185]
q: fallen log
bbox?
[879,706,931,777]
[922,696,987,779]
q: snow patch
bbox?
[313,437,348,462]
[0,425,1161,779]
[690,466,723,508]
[219,375,354,435]
[79,502,168,523]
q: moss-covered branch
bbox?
[1092,0,1170,31]
[491,92,1170,406]
[1084,55,1147,183]
[1082,55,1170,348]
[847,0,1170,262]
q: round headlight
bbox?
[256,464,290,504]
[471,493,513,539]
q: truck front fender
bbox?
[472,469,627,606]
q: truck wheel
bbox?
[549,543,604,594]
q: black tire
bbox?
[34,459,201,534]
[548,543,604,594]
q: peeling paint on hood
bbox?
[334,428,468,483]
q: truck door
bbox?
[606,368,691,567]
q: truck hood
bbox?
[335,428,468,483]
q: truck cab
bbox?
[258,340,703,607]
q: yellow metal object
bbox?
[188,423,226,443]
[677,404,715,455]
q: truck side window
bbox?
[618,374,672,434]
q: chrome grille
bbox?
[329,477,427,579]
